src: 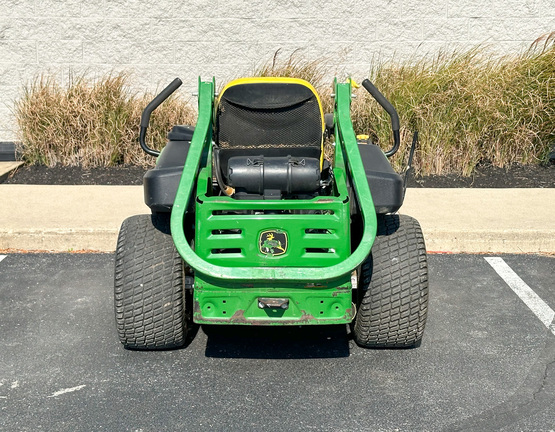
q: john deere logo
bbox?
[259,230,288,256]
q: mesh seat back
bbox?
[216,79,324,174]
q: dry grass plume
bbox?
[15,72,196,168]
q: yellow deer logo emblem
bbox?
[259,230,288,256]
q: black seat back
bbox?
[216,79,324,177]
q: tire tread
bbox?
[114,214,187,350]
[354,214,429,348]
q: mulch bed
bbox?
[4,165,146,185]
[3,162,554,188]
[408,163,554,188]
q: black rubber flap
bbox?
[221,83,315,110]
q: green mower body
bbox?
[114,76,428,350]
[171,78,376,326]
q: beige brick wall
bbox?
[1,0,553,141]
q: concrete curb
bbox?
[0,185,147,252]
[400,188,555,253]
[0,185,553,253]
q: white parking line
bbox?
[485,257,555,336]
[0,255,6,263]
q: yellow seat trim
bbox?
[217,77,325,169]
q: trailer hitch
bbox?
[258,298,289,310]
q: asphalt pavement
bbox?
[1,253,554,431]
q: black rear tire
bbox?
[114,214,190,350]
[353,214,428,348]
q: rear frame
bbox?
[169,78,378,325]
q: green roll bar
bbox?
[170,78,377,284]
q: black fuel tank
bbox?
[226,156,320,195]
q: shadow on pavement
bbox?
[202,324,351,359]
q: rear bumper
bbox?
[193,284,355,326]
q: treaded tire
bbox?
[114,214,189,350]
[353,214,428,348]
